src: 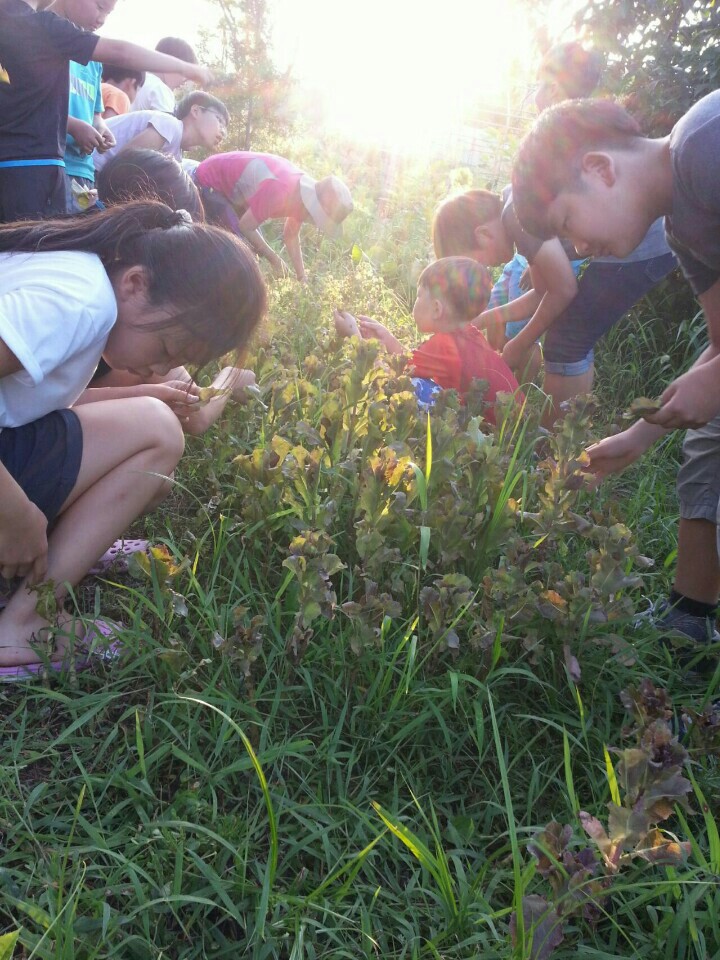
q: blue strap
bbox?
[0,159,65,169]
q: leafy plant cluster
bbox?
[183,302,653,690]
[515,678,705,959]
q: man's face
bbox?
[543,159,651,259]
[64,0,116,30]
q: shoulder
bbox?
[148,112,182,136]
[415,331,457,358]
[29,8,99,59]
[0,252,116,328]
[671,91,720,185]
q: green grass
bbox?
[2,160,720,959]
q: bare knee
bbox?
[134,397,186,464]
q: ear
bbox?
[473,224,489,248]
[581,151,616,186]
[430,296,445,322]
[114,265,149,303]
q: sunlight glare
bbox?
[276,0,538,151]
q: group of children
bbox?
[0,8,719,680]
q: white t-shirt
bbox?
[0,252,117,428]
[93,110,184,174]
[131,72,176,113]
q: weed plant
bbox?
[1,161,719,960]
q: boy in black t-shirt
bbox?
[0,0,212,221]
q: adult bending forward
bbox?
[188,151,353,281]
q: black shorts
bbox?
[0,409,83,522]
[0,164,67,222]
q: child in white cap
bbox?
[189,151,353,281]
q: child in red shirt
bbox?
[334,256,522,423]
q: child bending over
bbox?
[0,201,266,680]
[334,256,521,424]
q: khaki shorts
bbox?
[677,413,720,524]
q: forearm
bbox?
[690,343,720,368]
[0,461,33,521]
[66,116,83,137]
[477,289,541,329]
[74,385,149,405]
[243,226,280,262]
[382,334,406,355]
[284,232,305,281]
[626,417,670,451]
[508,289,573,348]
[93,39,202,79]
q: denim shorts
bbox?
[0,409,83,522]
[543,253,677,375]
[676,414,720,525]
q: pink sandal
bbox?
[88,539,150,576]
[0,540,150,612]
[0,618,123,683]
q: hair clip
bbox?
[176,209,193,225]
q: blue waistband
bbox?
[0,159,65,169]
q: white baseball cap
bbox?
[299,174,353,238]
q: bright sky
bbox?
[101,0,581,149]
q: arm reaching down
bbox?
[502,238,578,370]
[283,218,306,282]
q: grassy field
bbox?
[1,152,719,960]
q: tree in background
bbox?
[201,0,295,151]
[572,0,720,134]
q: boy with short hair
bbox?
[131,36,197,113]
[511,92,720,646]
[102,65,145,117]
[334,256,521,424]
[92,91,229,175]
[0,0,211,221]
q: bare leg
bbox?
[542,365,595,428]
[673,517,720,605]
[514,343,543,386]
[0,397,185,666]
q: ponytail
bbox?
[0,201,267,360]
[0,200,188,259]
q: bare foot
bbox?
[0,608,82,668]
[214,367,256,402]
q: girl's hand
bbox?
[143,383,201,421]
[333,309,360,337]
[0,498,48,583]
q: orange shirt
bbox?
[101,83,130,117]
[410,326,522,423]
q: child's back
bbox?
[411,325,520,418]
